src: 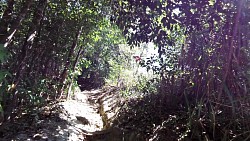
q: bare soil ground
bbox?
[0,86,124,141]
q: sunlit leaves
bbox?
[77,18,127,90]
[112,0,229,48]
[209,0,215,6]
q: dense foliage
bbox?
[0,0,250,140]
[0,0,129,121]
[111,0,250,140]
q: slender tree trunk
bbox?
[66,45,86,100]
[217,0,244,102]
[0,0,14,42]
[5,0,48,121]
[0,0,15,123]
[0,0,33,47]
[179,43,185,96]
[58,26,83,99]
[12,0,47,90]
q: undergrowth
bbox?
[114,90,250,141]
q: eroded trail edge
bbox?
[61,86,123,140]
[1,86,123,141]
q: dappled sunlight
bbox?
[0,0,249,140]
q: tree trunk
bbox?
[12,0,47,90]
[0,0,33,47]
[217,0,244,102]
[66,45,86,100]
[0,0,14,42]
[5,0,48,121]
[58,26,83,99]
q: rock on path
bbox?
[61,89,105,140]
[1,88,121,141]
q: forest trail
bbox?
[0,86,123,141]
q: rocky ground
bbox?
[0,86,179,141]
[0,86,124,141]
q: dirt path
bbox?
[60,89,105,140]
[0,87,123,141]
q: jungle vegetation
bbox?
[0,0,250,140]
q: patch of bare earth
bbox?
[0,86,124,141]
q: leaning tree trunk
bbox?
[4,0,48,121]
[0,0,32,47]
[66,44,85,100]
[58,26,83,99]
[11,0,47,92]
[0,0,14,43]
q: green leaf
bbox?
[0,44,8,63]
[0,70,11,82]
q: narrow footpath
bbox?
[0,86,123,141]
